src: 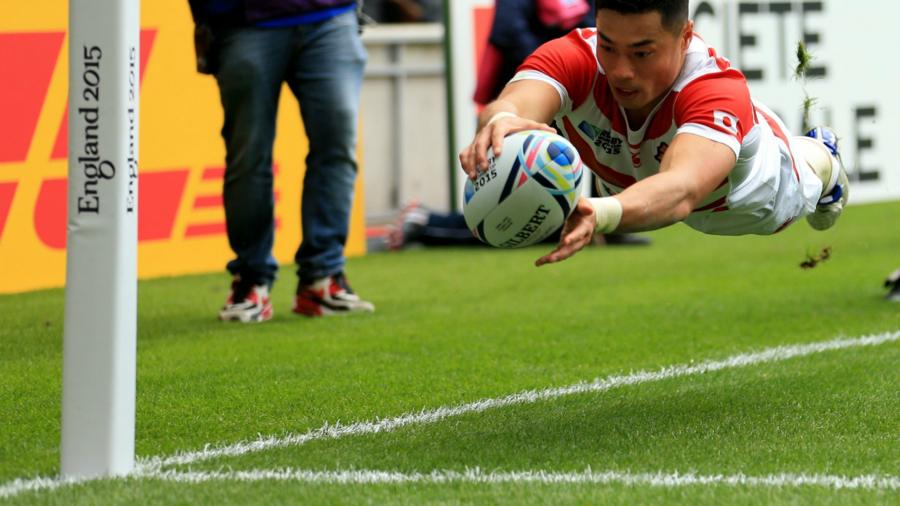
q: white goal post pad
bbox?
[61,0,140,479]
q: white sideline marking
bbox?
[3,468,897,498]
[1,330,898,499]
[140,331,900,471]
[146,467,900,490]
[0,476,81,500]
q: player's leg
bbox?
[793,127,850,230]
[287,10,374,316]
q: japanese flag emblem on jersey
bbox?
[714,110,739,136]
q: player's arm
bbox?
[459,80,561,180]
[615,132,735,230]
[536,133,735,266]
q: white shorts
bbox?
[683,103,823,236]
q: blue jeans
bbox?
[214,10,366,286]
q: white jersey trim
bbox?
[677,123,742,158]
[510,70,573,113]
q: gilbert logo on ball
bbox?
[463,130,584,248]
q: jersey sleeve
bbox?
[674,71,756,157]
[511,29,597,112]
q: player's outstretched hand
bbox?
[535,197,595,267]
[459,114,555,180]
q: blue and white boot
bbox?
[799,127,850,231]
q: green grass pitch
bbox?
[1,201,898,504]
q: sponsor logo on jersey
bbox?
[578,121,622,155]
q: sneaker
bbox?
[293,272,375,317]
[885,268,900,302]
[802,127,850,231]
[218,276,273,323]
[387,201,430,250]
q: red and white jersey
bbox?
[511,29,820,235]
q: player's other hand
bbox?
[535,197,595,267]
[459,115,555,180]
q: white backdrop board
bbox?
[448,0,897,205]
[691,0,897,204]
[446,0,494,211]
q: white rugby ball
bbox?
[463,130,585,248]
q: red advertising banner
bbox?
[0,1,367,293]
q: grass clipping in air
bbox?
[795,41,831,269]
[794,41,816,134]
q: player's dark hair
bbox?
[595,0,689,33]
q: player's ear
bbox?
[681,20,693,51]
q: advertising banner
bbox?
[0,0,367,294]
[691,0,896,203]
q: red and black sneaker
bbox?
[293,272,375,317]
[218,276,273,323]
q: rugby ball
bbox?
[463,130,585,248]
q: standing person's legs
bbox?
[216,28,292,287]
[287,11,366,283]
[287,11,374,316]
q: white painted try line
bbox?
[145,467,900,490]
[138,330,900,472]
[3,468,897,499]
[1,330,898,500]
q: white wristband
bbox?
[486,111,518,126]
[588,197,623,234]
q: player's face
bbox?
[595,9,691,120]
